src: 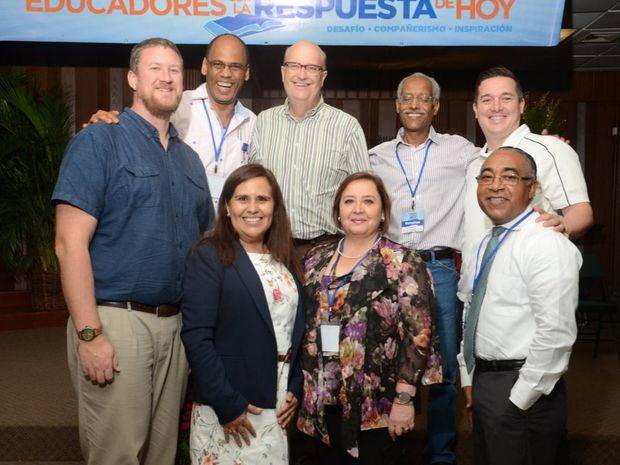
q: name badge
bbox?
[206,172,226,209]
[401,209,425,233]
[320,323,340,355]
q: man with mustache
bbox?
[87,33,255,206]
[370,72,478,465]
[248,40,370,253]
[457,146,580,465]
[53,38,213,465]
[462,66,592,261]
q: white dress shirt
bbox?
[462,124,590,262]
[457,208,582,410]
[172,83,256,177]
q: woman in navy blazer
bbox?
[181,164,304,464]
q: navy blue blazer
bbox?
[181,240,305,425]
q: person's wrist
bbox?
[394,391,414,405]
[76,325,103,342]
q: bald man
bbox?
[248,40,370,253]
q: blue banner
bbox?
[1,0,566,46]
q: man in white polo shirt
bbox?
[462,66,592,261]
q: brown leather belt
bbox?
[277,351,291,363]
[418,247,454,262]
[97,300,180,317]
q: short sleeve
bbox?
[532,138,589,210]
[51,128,109,219]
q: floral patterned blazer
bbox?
[296,236,442,456]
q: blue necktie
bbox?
[463,226,506,373]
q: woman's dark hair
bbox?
[331,172,392,235]
[203,164,301,279]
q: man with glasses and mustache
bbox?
[457,146,580,465]
[370,72,479,465]
[87,34,255,206]
[249,40,370,255]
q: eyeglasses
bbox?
[476,174,534,186]
[207,60,247,73]
[399,94,434,105]
[282,62,325,75]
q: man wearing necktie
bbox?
[457,146,582,465]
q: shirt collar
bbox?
[191,83,250,120]
[123,107,177,139]
[480,124,530,158]
[283,96,325,121]
[396,125,438,148]
[498,206,536,231]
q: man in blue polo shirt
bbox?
[53,38,213,465]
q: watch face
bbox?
[80,327,96,341]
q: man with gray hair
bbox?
[53,38,213,465]
[370,72,478,465]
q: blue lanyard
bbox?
[395,139,432,208]
[201,100,229,174]
[322,237,378,311]
[472,209,535,294]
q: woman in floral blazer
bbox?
[296,172,442,464]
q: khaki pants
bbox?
[67,305,188,465]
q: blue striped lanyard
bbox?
[395,139,432,210]
[201,100,229,174]
[472,209,534,294]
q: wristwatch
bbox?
[77,326,102,342]
[394,391,414,405]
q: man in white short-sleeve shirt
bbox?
[462,66,592,261]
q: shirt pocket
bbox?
[120,163,161,207]
[182,167,207,215]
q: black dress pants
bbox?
[316,406,406,465]
[472,370,567,465]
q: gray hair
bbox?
[396,72,441,100]
[129,37,183,73]
[493,146,538,181]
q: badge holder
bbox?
[320,312,341,356]
[401,199,425,234]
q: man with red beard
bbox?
[53,38,213,465]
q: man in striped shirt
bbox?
[248,40,370,251]
[370,72,479,465]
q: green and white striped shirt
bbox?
[249,98,371,239]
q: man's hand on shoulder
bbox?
[82,110,121,128]
[533,206,568,236]
[78,334,120,384]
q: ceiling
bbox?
[566,0,620,70]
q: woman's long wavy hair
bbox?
[202,164,302,280]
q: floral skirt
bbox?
[189,362,289,465]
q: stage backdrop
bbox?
[3,0,565,46]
